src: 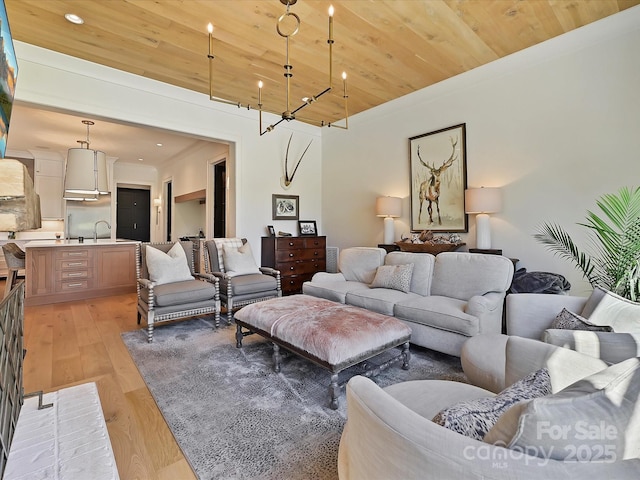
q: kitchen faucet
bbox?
[93,220,111,241]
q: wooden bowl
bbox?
[395,242,465,254]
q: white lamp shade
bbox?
[465,187,502,214]
[64,148,109,195]
[153,198,162,207]
[376,196,402,217]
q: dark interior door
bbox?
[214,162,226,238]
[117,188,151,241]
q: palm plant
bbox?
[534,186,640,301]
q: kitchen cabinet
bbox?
[25,241,138,306]
[34,158,64,220]
[261,236,326,295]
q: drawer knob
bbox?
[289,253,294,257]
[314,251,319,256]
[290,266,294,270]
[289,242,294,246]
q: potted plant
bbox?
[534,186,640,301]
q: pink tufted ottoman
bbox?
[234,294,411,409]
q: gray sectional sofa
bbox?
[302,247,514,356]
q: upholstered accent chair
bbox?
[136,241,220,342]
[203,238,281,323]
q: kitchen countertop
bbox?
[24,239,140,248]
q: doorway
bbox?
[116,187,151,241]
[213,162,226,238]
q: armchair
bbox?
[507,290,640,364]
[203,238,281,323]
[136,241,220,342]
[339,335,640,479]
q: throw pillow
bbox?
[581,286,640,333]
[370,263,414,293]
[222,242,261,277]
[548,308,612,332]
[146,243,194,285]
[432,368,551,441]
[485,357,640,461]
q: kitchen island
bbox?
[24,239,139,306]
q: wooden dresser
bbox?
[261,236,326,295]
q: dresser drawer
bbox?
[59,259,90,270]
[280,275,309,295]
[275,248,325,263]
[280,259,326,275]
[55,249,91,259]
[57,269,93,281]
[56,279,92,292]
[275,237,306,250]
[303,237,326,249]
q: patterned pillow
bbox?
[432,368,551,441]
[369,263,414,293]
[549,308,612,332]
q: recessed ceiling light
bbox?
[64,13,84,25]
[138,158,144,162]
[156,143,163,147]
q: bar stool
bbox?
[2,243,25,298]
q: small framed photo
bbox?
[267,225,275,237]
[298,220,317,236]
[272,194,299,220]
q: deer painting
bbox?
[416,136,458,225]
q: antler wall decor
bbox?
[281,134,312,189]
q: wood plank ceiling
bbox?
[5,0,638,127]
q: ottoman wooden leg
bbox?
[329,373,340,410]
[235,324,244,348]
[402,342,411,370]
[272,343,282,373]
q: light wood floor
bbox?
[15,281,197,480]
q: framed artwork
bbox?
[409,123,467,232]
[266,225,275,236]
[272,194,299,220]
[298,220,317,236]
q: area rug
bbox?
[122,317,466,480]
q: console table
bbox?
[261,236,326,295]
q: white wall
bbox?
[13,42,323,255]
[322,7,640,295]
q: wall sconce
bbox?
[153,197,162,224]
[376,196,402,244]
[465,187,502,249]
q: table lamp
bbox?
[376,196,402,244]
[464,187,502,249]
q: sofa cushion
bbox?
[384,252,435,296]
[339,247,386,283]
[222,242,261,277]
[146,242,194,285]
[151,279,217,307]
[346,289,420,316]
[302,280,370,304]
[395,295,479,336]
[370,263,414,293]
[433,368,551,441]
[220,273,277,297]
[485,357,640,461]
[542,329,640,365]
[580,286,640,333]
[431,252,513,301]
[549,308,612,332]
